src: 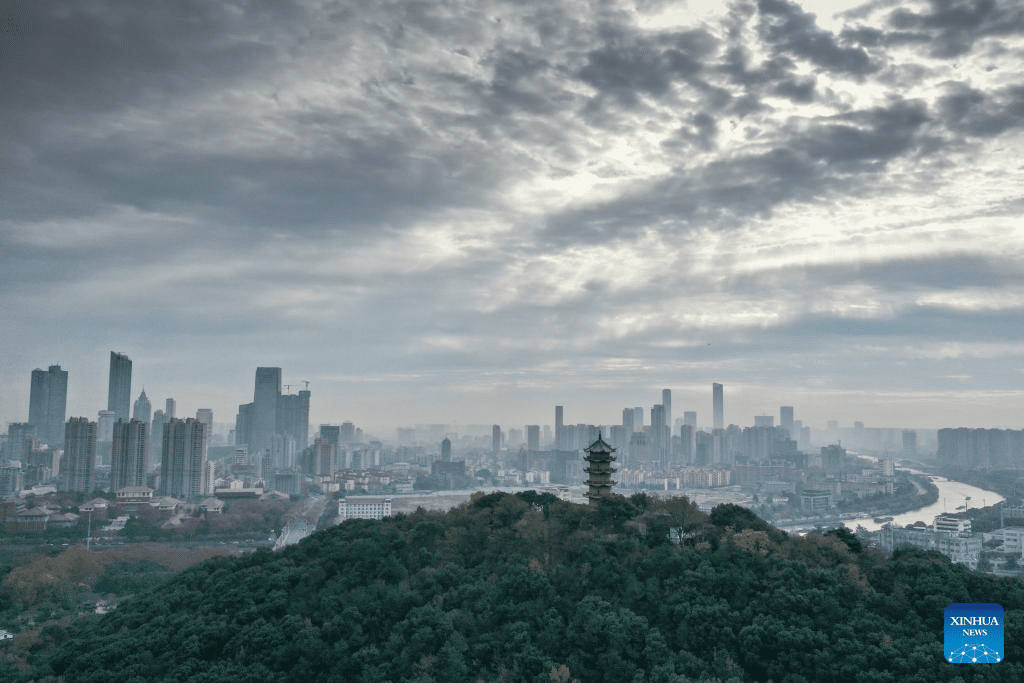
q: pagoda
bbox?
[583,433,617,505]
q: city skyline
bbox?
[3,1,1024,432]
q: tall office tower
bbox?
[277,388,310,454]
[526,425,540,452]
[62,418,97,493]
[149,409,167,472]
[111,419,147,490]
[684,411,697,429]
[313,437,336,476]
[96,410,116,467]
[252,367,282,460]
[161,418,206,498]
[196,409,214,435]
[492,425,501,452]
[133,390,152,425]
[28,365,68,449]
[555,406,564,449]
[319,425,341,450]
[633,407,643,431]
[902,430,917,458]
[441,437,452,462]
[662,389,672,436]
[712,383,724,431]
[679,425,695,465]
[107,352,132,422]
[165,398,176,419]
[780,406,794,437]
[621,408,635,435]
[340,422,356,443]
[651,404,667,468]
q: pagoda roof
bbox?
[584,433,616,454]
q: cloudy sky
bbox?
[3,0,1024,437]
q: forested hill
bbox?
[15,492,1024,682]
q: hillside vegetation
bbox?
[10,492,1024,682]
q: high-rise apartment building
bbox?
[133,390,152,425]
[107,352,132,422]
[6,423,36,462]
[633,407,643,430]
[441,437,452,462]
[165,398,176,419]
[160,418,206,498]
[492,425,502,452]
[28,365,68,449]
[713,383,724,431]
[62,418,97,493]
[555,406,564,449]
[150,409,167,473]
[684,411,697,429]
[111,419,147,490]
[96,410,117,467]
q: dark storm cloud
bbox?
[576,27,719,107]
[0,0,303,127]
[756,0,878,75]
[854,0,1024,59]
[936,81,1024,137]
[541,97,931,245]
[727,252,1022,294]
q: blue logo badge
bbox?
[945,603,1004,663]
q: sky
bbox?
[3,0,1024,437]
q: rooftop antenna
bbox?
[303,380,310,390]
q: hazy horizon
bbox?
[4,0,1024,434]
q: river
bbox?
[842,474,1004,533]
[775,470,1005,534]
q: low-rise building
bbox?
[934,515,972,535]
[338,496,392,521]
[879,526,982,570]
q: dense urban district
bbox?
[3,356,1024,680]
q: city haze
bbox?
[3,0,1024,433]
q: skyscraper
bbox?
[633,407,643,430]
[252,367,282,461]
[62,418,97,493]
[683,411,697,429]
[96,410,117,467]
[622,407,635,435]
[150,409,167,473]
[107,352,132,422]
[555,406,564,450]
[492,425,501,452]
[661,389,672,436]
[526,425,540,452]
[133,390,152,425]
[780,406,794,437]
[165,398,176,419]
[713,383,724,431]
[440,437,452,462]
[28,365,68,449]
[196,409,214,435]
[160,418,206,499]
[111,419,147,490]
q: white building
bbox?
[933,515,972,535]
[983,527,1024,557]
[338,497,392,521]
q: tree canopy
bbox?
[13,492,1024,682]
